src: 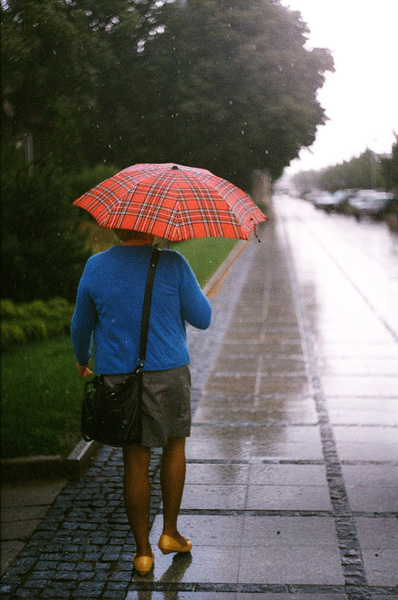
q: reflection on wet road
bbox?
[276,195,398,342]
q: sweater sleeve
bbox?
[71,265,97,366]
[178,256,212,330]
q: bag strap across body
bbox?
[138,247,161,368]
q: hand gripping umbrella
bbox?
[73,163,267,242]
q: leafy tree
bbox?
[63,0,153,167]
[317,150,385,192]
[1,0,162,169]
[1,0,102,171]
[2,0,333,185]
[129,0,334,189]
[381,135,398,195]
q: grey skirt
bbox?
[103,365,191,447]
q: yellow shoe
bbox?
[158,534,192,555]
[133,552,154,576]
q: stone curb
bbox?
[202,239,248,296]
[0,439,100,482]
[0,240,249,483]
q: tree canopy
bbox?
[126,0,334,188]
[2,0,333,187]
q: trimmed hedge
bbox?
[1,298,74,348]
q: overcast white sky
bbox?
[280,0,398,175]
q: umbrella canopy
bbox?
[73,163,267,242]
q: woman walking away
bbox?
[71,230,212,576]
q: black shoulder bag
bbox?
[81,247,161,447]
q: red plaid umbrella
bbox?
[73,163,267,242]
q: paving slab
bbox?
[0,479,67,576]
[241,515,339,550]
[360,549,398,586]
[245,483,332,511]
[185,463,250,485]
[334,426,398,462]
[321,375,398,398]
[328,397,398,426]
[182,483,248,510]
[194,404,319,424]
[247,463,327,486]
[238,545,344,585]
[342,464,398,513]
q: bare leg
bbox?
[160,436,188,545]
[123,445,152,557]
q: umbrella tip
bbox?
[171,165,179,170]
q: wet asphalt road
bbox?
[1,194,397,599]
[276,195,398,343]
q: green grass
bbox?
[1,237,239,459]
[1,338,84,459]
[171,237,238,287]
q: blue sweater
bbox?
[71,245,212,374]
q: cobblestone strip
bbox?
[104,582,398,596]
[0,445,159,599]
[279,221,373,600]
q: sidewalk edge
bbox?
[202,239,248,296]
[1,440,100,482]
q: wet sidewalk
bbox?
[1,197,397,599]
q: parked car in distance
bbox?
[308,191,335,210]
[305,189,356,213]
[347,190,394,220]
[329,189,357,213]
[315,189,357,213]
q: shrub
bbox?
[1,322,27,346]
[21,318,48,342]
[0,299,18,319]
[1,298,74,348]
